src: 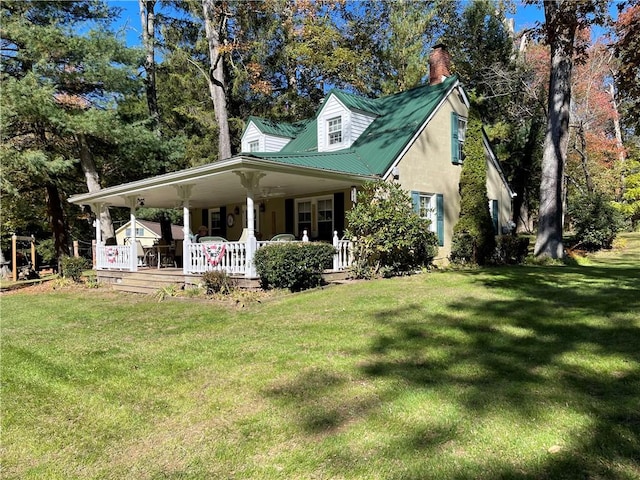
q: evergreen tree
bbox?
[450,109,496,265]
[1,0,167,259]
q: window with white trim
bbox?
[317,198,333,239]
[249,140,259,152]
[209,209,221,230]
[327,117,342,145]
[418,194,437,233]
[125,227,145,237]
[457,116,467,162]
[297,200,312,236]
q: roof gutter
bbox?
[68,155,376,205]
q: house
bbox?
[68,45,514,278]
[115,219,184,248]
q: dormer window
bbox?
[327,117,342,145]
[249,140,259,152]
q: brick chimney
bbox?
[429,44,451,85]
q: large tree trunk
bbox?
[608,80,626,200]
[534,1,577,259]
[46,184,70,263]
[139,0,160,133]
[78,133,115,242]
[202,0,232,160]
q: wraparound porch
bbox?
[96,230,354,277]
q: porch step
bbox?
[105,268,186,295]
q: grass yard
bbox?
[2,234,639,479]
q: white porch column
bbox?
[176,185,194,275]
[89,202,104,246]
[125,196,138,272]
[236,171,265,278]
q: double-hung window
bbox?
[418,194,437,233]
[248,140,259,152]
[317,198,333,239]
[451,113,467,164]
[327,117,342,145]
[412,191,444,247]
[297,201,312,236]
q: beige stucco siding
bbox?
[391,90,467,260]
[486,156,513,234]
[388,87,513,260]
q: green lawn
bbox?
[2,234,639,479]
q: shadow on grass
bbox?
[262,260,639,478]
[362,263,640,478]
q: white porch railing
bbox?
[96,231,354,276]
[96,245,132,270]
[188,241,247,274]
[333,235,354,271]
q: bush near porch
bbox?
[253,242,336,292]
[346,181,438,278]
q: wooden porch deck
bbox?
[97,267,348,294]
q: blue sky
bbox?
[109,0,548,48]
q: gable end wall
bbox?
[390,88,511,262]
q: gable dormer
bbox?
[317,91,378,152]
[241,117,302,153]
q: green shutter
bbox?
[436,194,444,246]
[285,198,294,233]
[492,199,499,234]
[411,191,420,213]
[451,112,459,164]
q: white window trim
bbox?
[418,193,437,234]
[209,208,221,231]
[327,116,343,146]
[248,140,259,152]
[458,116,467,162]
[295,195,334,238]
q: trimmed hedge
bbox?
[253,242,336,292]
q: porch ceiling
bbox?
[68,156,376,209]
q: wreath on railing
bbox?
[106,247,117,264]
[202,243,226,266]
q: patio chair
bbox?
[270,233,296,242]
[199,236,227,243]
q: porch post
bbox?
[175,185,194,275]
[236,171,265,278]
[125,196,138,272]
[89,203,103,269]
[90,203,103,246]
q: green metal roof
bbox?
[245,116,307,138]
[251,75,459,176]
[251,150,374,176]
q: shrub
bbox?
[60,256,89,282]
[450,109,495,265]
[569,192,623,251]
[493,235,530,265]
[345,181,438,278]
[201,270,236,294]
[253,242,336,292]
